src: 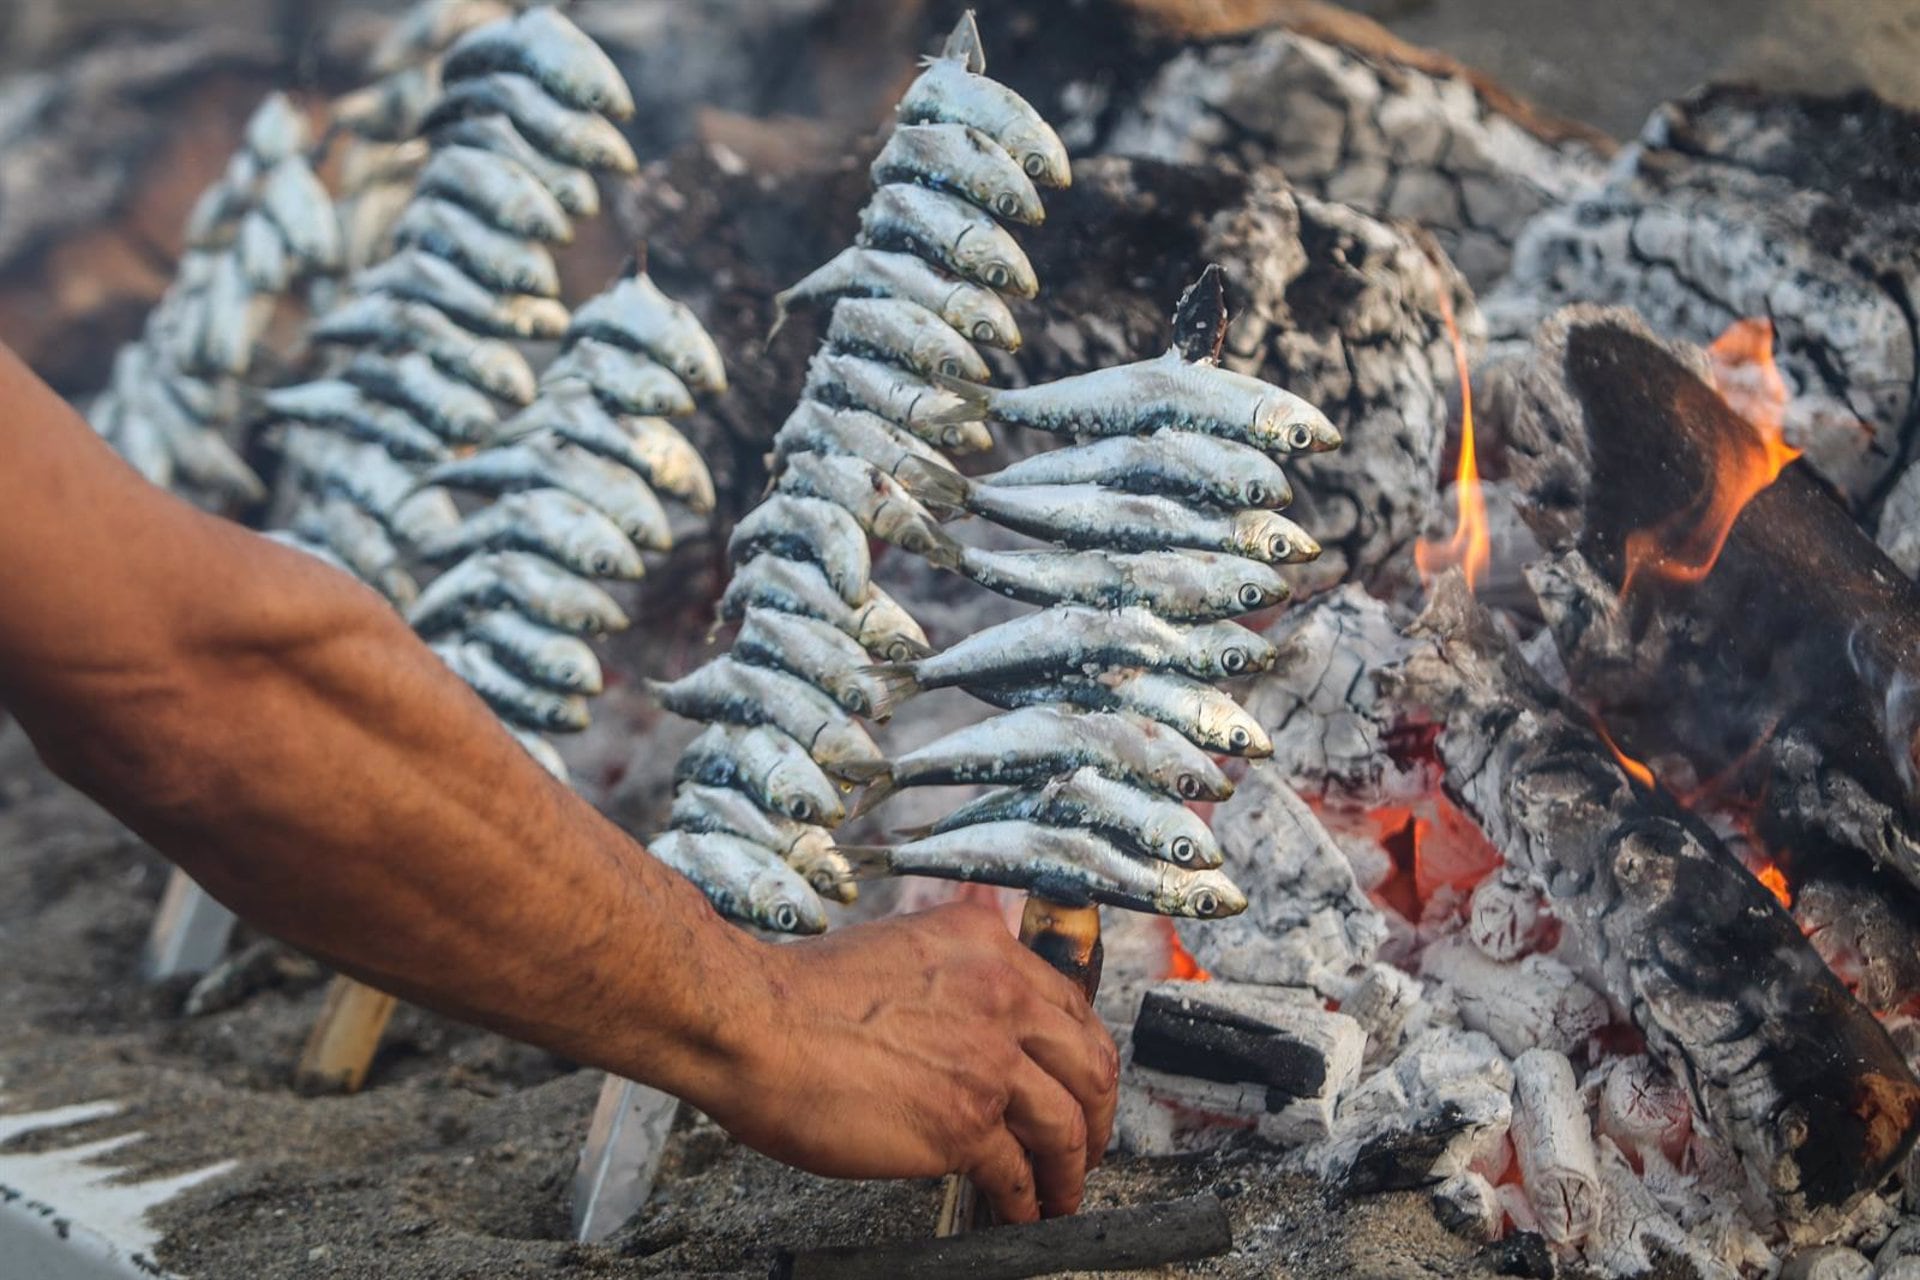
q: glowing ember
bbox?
[1754,861,1791,909]
[1619,318,1801,595]
[1414,280,1490,592]
[1160,918,1211,981]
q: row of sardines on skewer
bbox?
[640,13,1072,935]
[255,4,717,775]
[413,261,726,778]
[843,264,1341,921]
[87,92,338,508]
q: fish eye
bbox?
[939,357,962,377]
[972,320,997,342]
[773,904,799,932]
[1222,648,1247,674]
[887,640,916,661]
[841,689,871,715]
[1193,889,1218,917]
[592,552,617,574]
[1177,774,1202,799]
[1246,484,1268,506]
[984,263,1010,289]
[1237,582,1265,609]
[789,797,814,821]
[678,355,703,378]
[942,425,966,448]
[1022,153,1047,178]
[1267,533,1291,560]
[1170,836,1196,865]
[1289,423,1314,450]
[994,192,1020,217]
[1229,726,1251,750]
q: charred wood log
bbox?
[768,1193,1232,1280]
[1487,88,1920,506]
[1490,307,1920,904]
[1390,572,1920,1220]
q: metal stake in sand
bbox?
[571,1076,682,1242]
[142,870,239,981]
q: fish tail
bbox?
[849,773,897,819]
[916,524,969,575]
[890,820,935,842]
[835,844,896,877]
[924,371,993,425]
[830,758,892,786]
[862,663,922,720]
[895,457,969,519]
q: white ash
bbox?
[1780,1246,1877,1280]
[1510,1048,1600,1250]
[1430,1171,1501,1244]
[1465,870,1549,962]
[1586,1137,1737,1280]
[1340,962,1422,1066]
[1097,28,1608,289]
[1419,934,1610,1060]
[1173,767,1384,994]
[1589,1054,1690,1167]
[1886,1261,1920,1280]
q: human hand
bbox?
[696,901,1118,1222]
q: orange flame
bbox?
[1619,319,1800,595]
[1415,284,1489,592]
[1594,721,1655,789]
[1755,861,1791,909]
[1161,918,1211,981]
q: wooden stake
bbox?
[936,895,1104,1237]
[141,869,238,981]
[294,975,398,1094]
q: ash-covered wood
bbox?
[770,1193,1232,1280]
[1419,934,1609,1059]
[1509,1047,1600,1249]
[1094,19,1610,288]
[1491,307,1920,903]
[1487,88,1920,506]
[1390,573,1920,1220]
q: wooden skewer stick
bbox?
[935,894,1103,1237]
[294,974,398,1094]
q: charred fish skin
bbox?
[421,71,639,174]
[502,397,715,515]
[546,338,697,418]
[825,296,993,384]
[859,822,1245,918]
[968,668,1275,758]
[407,551,630,638]
[430,114,600,216]
[714,556,930,664]
[649,831,828,935]
[870,123,1044,227]
[345,349,500,444]
[803,352,993,454]
[648,658,888,783]
[770,401,958,482]
[868,604,1278,700]
[415,143,575,244]
[950,481,1323,564]
[773,451,963,570]
[926,767,1225,870]
[772,248,1021,353]
[463,608,604,695]
[727,495,873,606]
[931,350,1342,456]
[731,607,900,721]
[566,267,729,395]
[895,40,1070,191]
[432,639,592,732]
[955,546,1292,622]
[857,183,1038,299]
[441,6,636,121]
[866,705,1233,808]
[674,724,847,828]
[416,488,653,577]
[980,430,1294,511]
[309,293,539,406]
[391,195,563,297]
[669,785,856,906]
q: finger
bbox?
[969,1129,1040,1225]
[1004,940,1102,1024]
[1018,1003,1117,1169]
[1004,1059,1090,1217]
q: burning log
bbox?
[1509,1048,1600,1249]
[1487,88,1920,506]
[770,1193,1232,1280]
[1491,308,1920,906]
[1390,573,1920,1221]
[1310,1026,1512,1194]
[1430,1171,1501,1244]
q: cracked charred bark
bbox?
[1488,307,1920,926]
[1389,574,1920,1223]
[1486,87,1920,509]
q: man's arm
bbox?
[0,345,1115,1221]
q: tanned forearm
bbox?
[0,344,1117,1221]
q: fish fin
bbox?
[889,820,935,842]
[941,10,987,73]
[835,844,897,877]
[1171,263,1230,365]
[829,758,892,786]
[622,242,648,279]
[849,773,897,818]
[894,457,969,518]
[766,292,792,346]
[861,663,923,720]
[923,371,993,424]
[916,523,968,574]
